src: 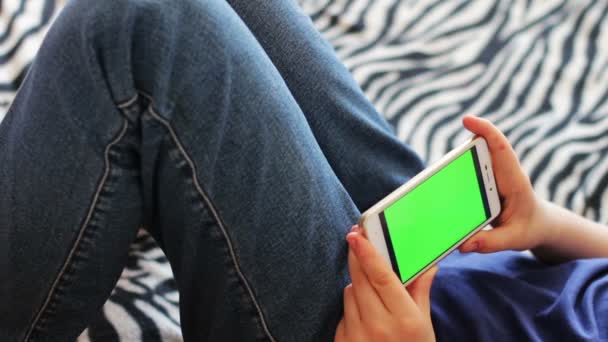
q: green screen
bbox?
[382,148,488,283]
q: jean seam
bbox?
[138,91,278,342]
[22,114,131,342]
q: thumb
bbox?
[459,227,515,253]
[406,266,438,316]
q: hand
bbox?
[335,227,437,342]
[458,115,549,253]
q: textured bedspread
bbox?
[1,0,608,340]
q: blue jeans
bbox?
[3,0,608,341]
[0,0,424,340]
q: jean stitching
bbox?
[22,118,130,342]
[117,94,139,109]
[138,91,277,342]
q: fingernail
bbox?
[461,241,477,253]
[351,225,359,233]
[346,233,359,253]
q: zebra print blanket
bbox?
[2,0,608,340]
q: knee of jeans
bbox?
[47,0,251,119]
[40,0,142,106]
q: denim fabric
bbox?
[0,0,423,340]
[3,0,607,341]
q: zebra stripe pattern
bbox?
[1,0,607,340]
[0,0,64,121]
[301,0,608,223]
[77,231,181,342]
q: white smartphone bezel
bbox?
[358,136,501,286]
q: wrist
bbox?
[530,197,560,250]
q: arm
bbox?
[531,199,608,263]
[459,115,608,263]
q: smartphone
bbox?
[359,137,501,286]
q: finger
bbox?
[334,319,346,342]
[343,284,360,328]
[406,266,439,316]
[462,115,523,191]
[348,244,386,320]
[458,227,516,253]
[347,232,416,315]
[462,115,513,156]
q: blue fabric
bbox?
[432,251,608,341]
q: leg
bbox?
[0,0,359,340]
[226,0,425,211]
